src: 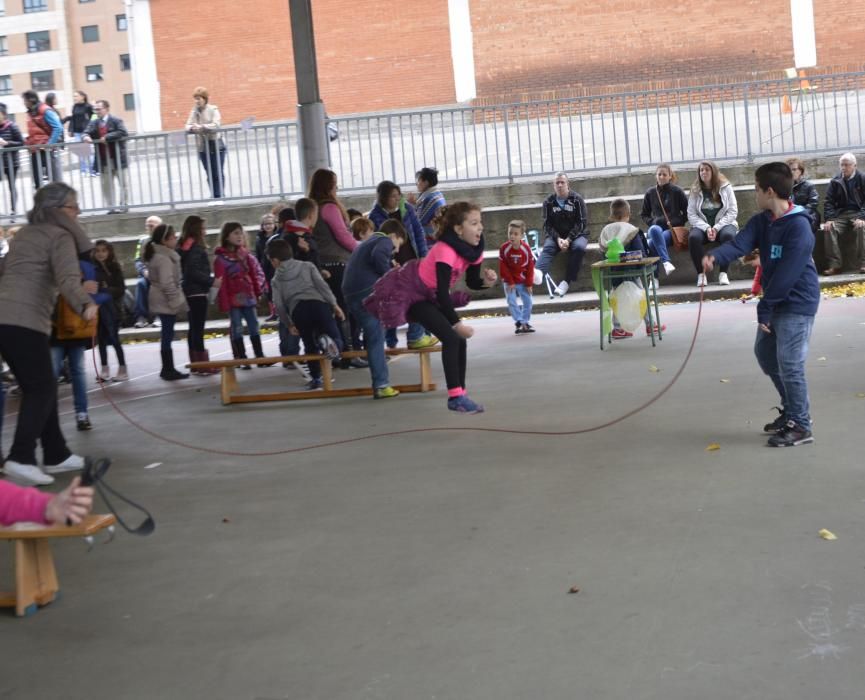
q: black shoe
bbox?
[767,420,814,447]
[522,323,536,333]
[160,368,189,381]
[76,416,92,431]
[349,357,369,369]
[515,322,523,335]
[763,407,787,434]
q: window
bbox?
[123,93,135,111]
[81,25,99,43]
[31,70,54,90]
[85,64,103,82]
[120,53,130,71]
[115,14,127,31]
[0,36,7,56]
[23,0,48,12]
[0,75,11,96]
[27,30,51,53]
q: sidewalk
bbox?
[119,272,864,342]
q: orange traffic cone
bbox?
[781,95,793,114]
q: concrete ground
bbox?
[2,294,865,700]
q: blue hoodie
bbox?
[710,205,819,325]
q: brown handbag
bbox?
[55,296,98,340]
[656,187,689,251]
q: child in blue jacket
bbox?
[703,162,819,447]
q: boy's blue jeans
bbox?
[753,313,814,428]
[51,345,87,415]
[229,306,260,341]
[505,284,533,324]
[278,320,300,356]
[347,294,389,389]
[385,322,424,348]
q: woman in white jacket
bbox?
[687,160,739,286]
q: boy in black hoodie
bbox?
[703,162,819,447]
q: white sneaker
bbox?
[554,281,569,297]
[697,273,707,287]
[293,362,311,380]
[662,261,676,276]
[44,453,85,474]
[3,460,54,486]
[718,272,730,285]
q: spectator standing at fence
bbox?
[179,215,219,374]
[91,239,128,382]
[369,180,436,350]
[133,215,162,328]
[63,90,95,176]
[83,100,129,214]
[308,168,366,365]
[145,224,189,381]
[0,103,23,220]
[186,87,227,200]
[687,160,739,287]
[0,183,97,486]
[640,163,688,277]
[822,152,865,276]
[22,90,63,191]
[537,172,589,297]
[409,167,447,245]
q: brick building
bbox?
[143,0,865,130]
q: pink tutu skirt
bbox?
[362,259,471,328]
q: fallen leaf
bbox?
[817,357,827,362]
[818,529,837,541]
[857,393,865,399]
[706,443,721,452]
[222,517,231,524]
[567,586,580,594]
[719,378,730,383]
[648,365,660,373]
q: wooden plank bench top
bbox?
[187,346,443,404]
[0,514,116,616]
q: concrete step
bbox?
[118,271,862,343]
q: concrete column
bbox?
[124,0,162,132]
[448,0,476,102]
[790,0,817,68]
[289,0,329,185]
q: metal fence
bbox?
[2,71,865,218]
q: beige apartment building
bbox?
[0,0,135,130]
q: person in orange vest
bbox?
[21,90,63,191]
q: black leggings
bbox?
[408,301,466,391]
[186,295,208,353]
[97,315,126,367]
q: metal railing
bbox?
[2,71,864,218]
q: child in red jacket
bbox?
[499,219,536,334]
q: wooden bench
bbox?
[188,346,443,405]
[0,514,116,617]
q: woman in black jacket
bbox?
[640,163,690,277]
[179,215,219,373]
[62,90,94,176]
[92,240,128,381]
[0,102,24,217]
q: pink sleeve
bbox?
[321,204,357,253]
[0,481,52,526]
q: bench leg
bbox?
[13,539,58,616]
[321,358,334,391]
[419,352,433,392]
[220,366,238,405]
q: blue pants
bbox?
[51,345,87,416]
[199,143,227,198]
[536,235,588,284]
[347,294,389,389]
[134,276,151,320]
[292,300,343,380]
[505,284,533,324]
[646,225,673,264]
[229,305,260,341]
[753,313,815,428]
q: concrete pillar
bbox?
[790,0,817,68]
[289,0,329,186]
[448,0,476,102]
[124,0,162,132]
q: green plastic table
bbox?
[591,257,662,350]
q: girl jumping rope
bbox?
[364,202,497,414]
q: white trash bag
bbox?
[533,268,543,286]
[609,280,647,333]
